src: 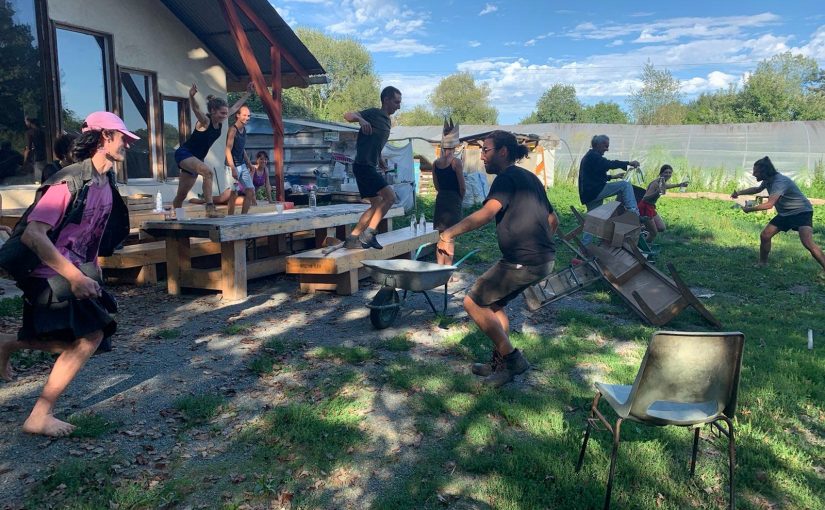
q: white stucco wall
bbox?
[1,0,232,208]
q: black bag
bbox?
[0,184,90,283]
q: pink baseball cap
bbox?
[82,111,140,141]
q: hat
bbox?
[82,111,140,141]
[441,117,459,149]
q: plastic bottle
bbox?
[419,214,426,232]
[309,190,317,210]
[155,191,163,212]
[410,215,417,234]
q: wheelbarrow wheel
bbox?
[370,287,400,329]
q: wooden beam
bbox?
[219,0,284,140]
[271,46,284,201]
[230,0,310,84]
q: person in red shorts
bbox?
[638,164,688,242]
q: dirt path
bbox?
[1,266,583,508]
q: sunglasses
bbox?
[481,146,496,154]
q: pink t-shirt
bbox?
[29,181,113,278]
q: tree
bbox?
[684,88,740,124]
[533,84,582,123]
[628,62,685,125]
[429,72,498,124]
[279,28,380,121]
[396,105,441,126]
[739,52,821,122]
[579,101,629,124]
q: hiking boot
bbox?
[483,349,530,387]
[359,229,383,249]
[205,204,224,218]
[472,350,503,377]
[344,235,362,249]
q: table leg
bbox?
[221,240,247,300]
[377,217,392,233]
[335,224,351,240]
[166,237,191,295]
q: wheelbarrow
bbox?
[362,244,479,329]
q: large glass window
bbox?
[55,27,109,133]
[120,70,156,179]
[161,97,189,179]
[0,0,49,185]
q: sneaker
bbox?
[344,235,362,249]
[472,350,503,377]
[482,349,530,387]
[359,229,383,250]
[205,204,224,218]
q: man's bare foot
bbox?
[0,340,14,381]
[22,414,76,437]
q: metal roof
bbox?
[246,114,359,135]
[160,0,326,90]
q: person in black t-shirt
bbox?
[342,86,401,249]
[437,131,558,387]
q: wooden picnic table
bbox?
[142,203,404,300]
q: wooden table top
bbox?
[142,203,404,242]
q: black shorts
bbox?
[467,259,555,307]
[18,277,116,345]
[353,163,388,199]
[769,211,813,232]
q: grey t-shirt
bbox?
[354,108,391,168]
[759,173,812,216]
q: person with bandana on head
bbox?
[433,118,466,265]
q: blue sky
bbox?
[271,0,825,124]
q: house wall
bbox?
[2,0,231,209]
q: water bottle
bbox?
[419,214,426,232]
[309,190,317,210]
[410,215,417,234]
[155,191,163,212]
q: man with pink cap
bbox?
[0,111,134,437]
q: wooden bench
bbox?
[98,238,221,285]
[286,224,439,295]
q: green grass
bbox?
[68,412,119,438]
[22,184,825,510]
[222,322,251,335]
[378,333,415,352]
[156,328,181,339]
[306,345,374,364]
[0,296,23,318]
[173,394,227,427]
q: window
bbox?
[55,26,112,133]
[119,69,157,180]
[0,0,50,185]
[161,97,190,179]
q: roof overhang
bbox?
[160,0,326,91]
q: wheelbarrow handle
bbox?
[454,248,480,267]
[413,243,479,268]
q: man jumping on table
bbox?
[732,156,825,278]
[342,86,401,249]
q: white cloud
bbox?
[479,3,497,16]
[468,40,481,48]
[270,5,298,26]
[680,71,741,94]
[380,73,441,108]
[570,13,780,43]
[790,24,825,59]
[608,39,624,47]
[366,38,438,57]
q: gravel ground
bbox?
[0,265,604,509]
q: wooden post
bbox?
[166,237,191,295]
[221,240,247,300]
[271,46,284,202]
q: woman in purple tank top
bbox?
[236,151,274,206]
